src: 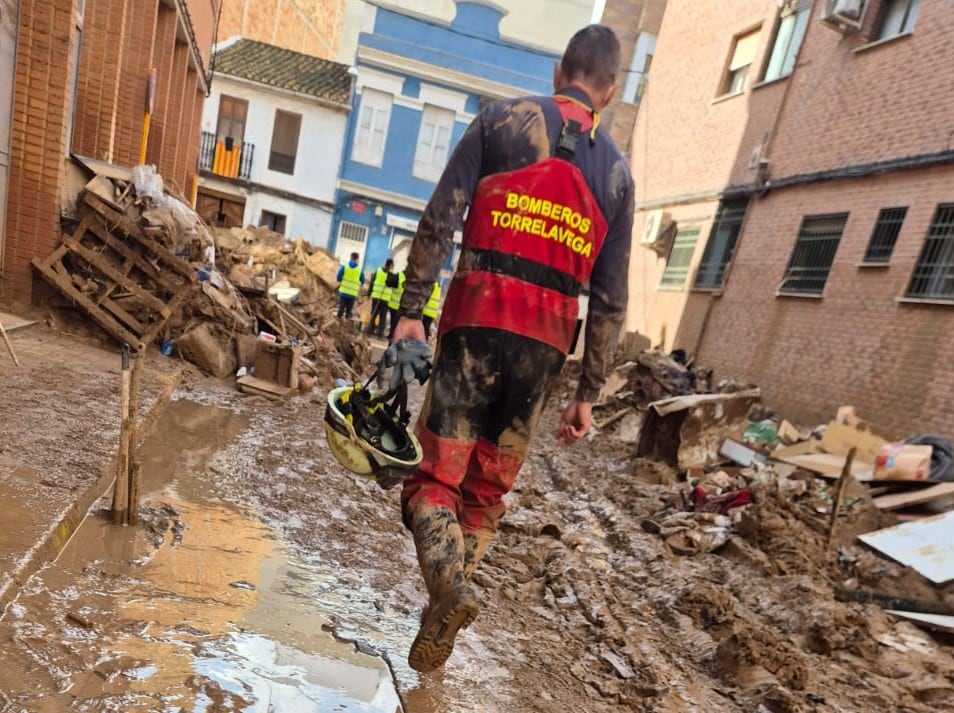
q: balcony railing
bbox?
[199,131,254,180]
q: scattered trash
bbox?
[858,511,954,584]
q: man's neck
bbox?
[557,82,597,109]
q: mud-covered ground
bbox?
[2,350,953,711]
[177,371,953,712]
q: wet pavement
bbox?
[0,399,402,712]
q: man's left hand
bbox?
[556,400,592,446]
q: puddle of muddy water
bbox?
[0,399,403,713]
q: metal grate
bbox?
[863,207,907,263]
[779,213,848,295]
[339,221,369,244]
[906,204,954,300]
[659,228,700,289]
[694,200,748,289]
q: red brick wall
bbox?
[697,167,954,438]
[769,1,954,180]
[2,0,77,303]
[71,0,128,162]
[149,4,178,173]
[113,0,159,169]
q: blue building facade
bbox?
[330,0,559,281]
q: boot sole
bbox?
[408,590,478,673]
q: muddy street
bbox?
[1,373,953,712]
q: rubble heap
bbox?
[35,167,373,393]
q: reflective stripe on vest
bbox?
[423,282,441,318]
[338,264,362,297]
[387,272,406,310]
[370,268,390,300]
[439,143,607,353]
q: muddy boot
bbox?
[462,530,494,580]
[408,505,478,673]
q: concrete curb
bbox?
[0,367,183,615]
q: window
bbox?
[268,110,301,174]
[863,207,907,263]
[659,228,701,290]
[216,95,248,144]
[259,210,286,235]
[340,221,368,243]
[352,89,392,167]
[779,213,848,295]
[763,3,810,82]
[622,32,657,104]
[875,0,921,40]
[413,105,455,182]
[694,200,748,289]
[906,204,954,300]
[722,30,760,95]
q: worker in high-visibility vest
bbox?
[368,258,394,337]
[386,270,405,340]
[336,252,364,320]
[422,281,441,338]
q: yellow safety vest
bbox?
[338,263,362,297]
[387,272,406,310]
[423,281,441,318]
[370,267,391,301]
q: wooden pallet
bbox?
[32,191,197,351]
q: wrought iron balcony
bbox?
[199,131,254,180]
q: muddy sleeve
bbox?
[576,162,635,403]
[400,113,485,314]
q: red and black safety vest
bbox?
[438,97,608,354]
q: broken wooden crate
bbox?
[32,191,196,351]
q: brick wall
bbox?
[217,0,344,58]
[70,0,128,162]
[113,0,158,169]
[697,167,954,438]
[768,1,954,180]
[1,0,77,304]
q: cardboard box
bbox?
[253,340,300,389]
[873,444,933,481]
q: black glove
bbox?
[376,338,433,390]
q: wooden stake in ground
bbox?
[112,344,131,524]
[826,446,857,550]
[126,349,145,525]
[0,318,19,366]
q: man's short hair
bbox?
[385,258,394,268]
[561,25,621,91]
[350,252,360,260]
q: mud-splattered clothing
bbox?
[401,86,634,402]
[402,87,634,538]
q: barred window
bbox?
[779,213,848,295]
[659,228,700,290]
[863,207,907,263]
[694,200,748,289]
[339,221,368,243]
[906,204,954,300]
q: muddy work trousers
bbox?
[402,327,565,538]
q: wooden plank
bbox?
[821,422,888,464]
[873,482,954,511]
[236,374,293,400]
[775,452,874,480]
[99,296,146,335]
[60,234,170,317]
[32,257,144,350]
[84,219,181,295]
[82,193,196,281]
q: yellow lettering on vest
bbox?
[531,218,545,236]
[506,193,519,209]
[491,210,502,227]
[517,195,530,211]
[569,212,581,229]
[541,200,552,218]
[519,216,532,233]
[581,242,593,258]
[528,197,543,214]
[546,224,560,240]
[580,217,591,235]
[499,212,512,229]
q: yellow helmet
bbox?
[324,383,422,488]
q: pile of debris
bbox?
[35,166,373,396]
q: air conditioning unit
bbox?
[640,209,669,246]
[820,0,869,31]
